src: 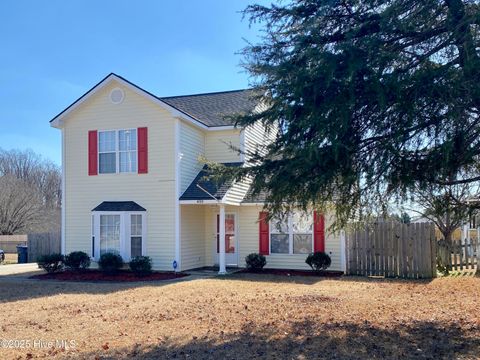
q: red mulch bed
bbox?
[31,270,188,282]
[240,268,344,277]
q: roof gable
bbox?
[50,73,259,130]
[50,73,203,129]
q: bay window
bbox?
[270,211,313,255]
[92,211,146,260]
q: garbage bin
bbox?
[17,245,28,264]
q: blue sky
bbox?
[0,0,265,165]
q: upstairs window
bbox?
[98,131,116,174]
[98,129,137,174]
[119,130,137,173]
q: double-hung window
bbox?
[99,214,121,255]
[130,214,143,258]
[98,131,116,174]
[270,211,313,255]
[98,129,137,174]
[119,130,137,173]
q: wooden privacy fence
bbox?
[346,222,436,279]
[0,235,27,253]
[27,232,61,262]
[437,237,479,272]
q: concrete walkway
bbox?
[0,263,40,276]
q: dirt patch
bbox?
[0,275,479,359]
[30,270,188,282]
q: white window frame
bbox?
[98,128,137,174]
[92,211,147,261]
[269,212,313,255]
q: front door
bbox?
[214,213,238,266]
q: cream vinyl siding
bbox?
[63,81,176,270]
[223,178,252,205]
[205,129,241,163]
[237,206,343,271]
[180,205,206,270]
[179,121,205,195]
[244,122,270,163]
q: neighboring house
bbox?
[50,73,345,273]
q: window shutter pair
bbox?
[88,127,148,175]
[257,211,325,255]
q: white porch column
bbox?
[218,204,227,275]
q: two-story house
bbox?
[50,73,345,273]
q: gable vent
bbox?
[110,88,125,104]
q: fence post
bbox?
[340,230,347,274]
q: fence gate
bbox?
[346,222,436,279]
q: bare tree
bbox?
[0,175,43,235]
[0,149,61,234]
[407,182,480,245]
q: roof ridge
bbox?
[160,88,252,100]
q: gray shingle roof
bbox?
[160,89,258,127]
[180,163,243,201]
[92,201,146,212]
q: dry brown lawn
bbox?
[1,274,480,359]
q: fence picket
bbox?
[345,222,436,279]
[27,233,61,263]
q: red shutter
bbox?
[314,211,325,252]
[88,130,98,176]
[138,127,148,174]
[216,214,220,253]
[259,212,269,255]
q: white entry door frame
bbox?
[213,212,238,266]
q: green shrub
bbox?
[305,252,331,272]
[436,257,450,276]
[129,256,153,276]
[37,253,64,273]
[98,253,123,274]
[245,253,267,271]
[64,251,91,271]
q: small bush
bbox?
[37,253,64,273]
[305,252,331,272]
[436,257,450,276]
[129,256,153,276]
[245,253,267,271]
[98,253,123,274]
[64,251,91,271]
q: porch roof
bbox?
[180,162,243,201]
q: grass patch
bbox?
[0,274,479,359]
